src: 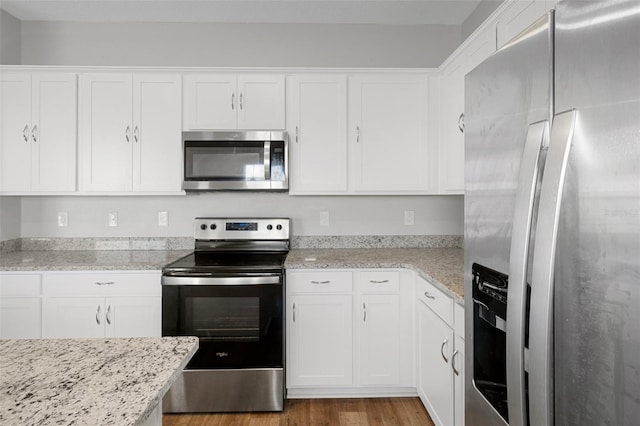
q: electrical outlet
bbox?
[57,212,68,227]
[404,210,415,226]
[108,212,118,227]
[319,211,330,227]
[158,211,169,227]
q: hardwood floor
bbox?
[162,397,435,426]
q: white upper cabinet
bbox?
[287,74,348,194]
[0,72,77,193]
[183,74,285,130]
[79,73,182,193]
[496,0,552,49]
[349,74,430,193]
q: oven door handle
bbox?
[161,275,282,286]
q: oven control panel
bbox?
[194,217,290,240]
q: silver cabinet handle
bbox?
[106,305,111,325]
[295,126,299,143]
[95,281,115,286]
[231,93,235,110]
[31,125,38,142]
[369,279,389,284]
[96,305,101,325]
[311,280,330,284]
[529,110,577,426]
[133,125,139,143]
[451,350,460,376]
[424,291,436,300]
[440,338,449,363]
[363,302,367,322]
[125,125,131,142]
[292,303,296,322]
[356,126,360,143]
[240,93,243,110]
[23,124,29,142]
[507,120,548,426]
[458,113,465,133]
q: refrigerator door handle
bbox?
[529,109,577,426]
[506,120,549,426]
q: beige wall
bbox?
[20,21,460,68]
[0,9,21,64]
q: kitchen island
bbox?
[0,336,198,426]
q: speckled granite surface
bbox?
[0,336,198,426]
[286,248,464,302]
[17,237,194,251]
[0,250,191,271]
[291,235,462,249]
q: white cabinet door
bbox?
[417,300,455,426]
[79,74,134,191]
[31,73,77,192]
[358,294,400,386]
[237,74,285,130]
[288,294,353,386]
[496,0,549,49]
[105,296,161,338]
[132,74,182,192]
[0,72,77,193]
[287,74,348,193]
[0,298,41,339]
[183,74,237,130]
[438,58,466,194]
[454,335,465,426]
[349,75,429,192]
[183,74,285,130]
[0,72,32,192]
[43,297,105,338]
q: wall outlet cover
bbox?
[158,211,169,227]
[57,212,68,227]
[108,212,118,227]
[319,211,330,227]
[404,210,415,226]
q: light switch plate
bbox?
[158,211,169,227]
[57,212,68,227]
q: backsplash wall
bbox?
[17,194,463,239]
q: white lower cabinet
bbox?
[286,269,414,397]
[42,271,161,339]
[416,275,465,426]
[0,274,42,339]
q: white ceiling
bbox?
[0,0,483,25]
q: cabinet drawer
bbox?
[416,276,453,325]
[359,271,400,293]
[287,271,352,293]
[43,272,161,297]
[0,274,41,297]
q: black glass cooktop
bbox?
[163,251,288,273]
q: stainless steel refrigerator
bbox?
[464,0,640,425]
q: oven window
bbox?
[186,296,260,341]
[185,142,266,180]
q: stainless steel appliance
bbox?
[162,218,289,412]
[465,1,640,425]
[182,131,288,191]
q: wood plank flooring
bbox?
[163,398,435,426]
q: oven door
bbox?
[162,274,283,369]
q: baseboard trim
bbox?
[286,387,418,399]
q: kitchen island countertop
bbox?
[286,247,463,302]
[0,336,198,426]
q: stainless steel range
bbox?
[161,217,289,413]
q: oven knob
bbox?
[210,224,217,230]
[267,224,273,230]
[276,224,282,230]
[200,224,207,230]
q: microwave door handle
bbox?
[264,141,271,180]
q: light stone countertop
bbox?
[285,247,464,302]
[0,336,198,426]
[0,250,191,271]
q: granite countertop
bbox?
[0,336,198,426]
[0,250,191,272]
[285,247,464,301]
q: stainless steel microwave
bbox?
[182,131,288,191]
